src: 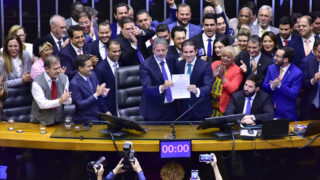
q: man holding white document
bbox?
[139,37,178,121]
[175,39,213,121]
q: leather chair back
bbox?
[3,85,32,122]
[116,65,144,121]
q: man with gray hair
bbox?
[139,37,178,121]
[31,55,72,126]
[251,5,279,37]
[33,15,68,57]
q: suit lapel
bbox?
[190,58,200,84]
[150,57,164,82]
[77,74,93,94]
[251,92,260,113]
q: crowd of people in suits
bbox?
[1,0,320,126]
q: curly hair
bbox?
[160,162,185,180]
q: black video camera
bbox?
[122,141,135,170]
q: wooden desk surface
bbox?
[0,121,319,152]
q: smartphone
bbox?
[199,154,213,162]
[191,170,199,180]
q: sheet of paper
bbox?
[171,74,190,99]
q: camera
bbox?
[199,154,213,162]
[90,156,106,169]
[122,141,135,170]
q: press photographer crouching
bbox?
[93,142,146,180]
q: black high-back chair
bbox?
[115,65,144,121]
[3,85,32,122]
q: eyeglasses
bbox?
[79,20,90,26]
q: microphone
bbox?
[92,156,106,169]
[170,96,206,139]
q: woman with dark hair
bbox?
[212,36,231,62]
[0,35,32,87]
[261,31,279,59]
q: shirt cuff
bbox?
[170,3,177,9]
[311,78,316,85]
[131,43,137,50]
[195,88,200,97]
[215,5,223,14]
[93,94,98,99]
[159,86,164,94]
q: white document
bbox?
[171,74,190,99]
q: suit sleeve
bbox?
[262,66,273,93]
[199,64,213,96]
[94,67,109,112]
[70,81,97,110]
[222,67,243,94]
[59,53,77,79]
[303,60,317,90]
[276,71,303,100]
[254,94,274,122]
[139,62,162,97]
[224,94,237,115]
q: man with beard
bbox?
[110,3,129,39]
[88,22,112,63]
[262,47,303,121]
[224,74,274,125]
[168,3,202,39]
[33,15,68,57]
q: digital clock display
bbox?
[160,140,191,158]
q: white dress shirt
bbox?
[184,57,200,97]
[280,34,292,46]
[99,40,107,60]
[117,23,121,35]
[71,17,78,26]
[107,57,119,76]
[50,32,64,51]
[71,43,83,55]
[302,35,315,54]
[178,22,190,39]
[11,57,22,77]
[202,33,216,56]
[242,93,256,114]
[31,72,72,109]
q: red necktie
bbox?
[284,40,288,46]
[77,49,83,55]
[149,38,154,45]
[51,79,58,100]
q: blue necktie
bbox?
[187,63,192,76]
[136,46,144,63]
[160,61,173,103]
[207,39,212,57]
[57,41,62,51]
[245,97,252,115]
[87,78,93,93]
[104,44,108,60]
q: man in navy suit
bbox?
[59,25,90,80]
[288,16,317,68]
[276,16,299,48]
[301,39,320,120]
[168,3,202,39]
[88,22,111,63]
[94,40,121,116]
[168,26,186,60]
[139,37,178,121]
[110,3,129,39]
[33,15,68,57]
[78,11,99,44]
[115,17,155,66]
[262,47,303,121]
[175,39,213,121]
[70,55,109,123]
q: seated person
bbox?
[70,55,109,123]
[224,74,274,125]
[94,158,146,180]
[30,55,72,126]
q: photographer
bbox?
[206,153,223,180]
[94,158,146,180]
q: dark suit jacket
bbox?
[110,22,118,39]
[301,52,319,119]
[235,51,273,86]
[175,58,213,120]
[168,22,202,39]
[59,43,90,80]
[167,46,180,60]
[88,40,105,62]
[224,90,274,122]
[139,55,178,120]
[276,33,299,48]
[70,72,102,122]
[94,59,118,115]
[33,33,68,57]
[115,29,155,66]
[191,32,234,63]
[262,63,303,121]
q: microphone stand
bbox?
[170,96,205,139]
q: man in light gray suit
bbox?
[251,5,279,37]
